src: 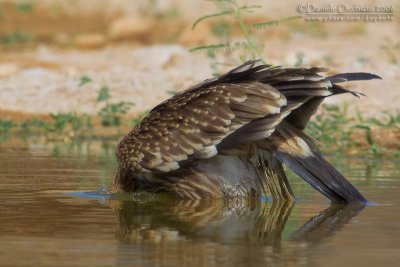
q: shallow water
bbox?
[0,143,399,267]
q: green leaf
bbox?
[190,43,230,53]
[79,75,92,87]
[0,119,14,133]
[191,10,234,30]
[15,2,34,12]
[366,118,384,127]
[252,16,302,29]
[190,42,250,54]
[97,86,110,102]
[353,124,371,131]
[0,32,32,47]
[239,5,262,13]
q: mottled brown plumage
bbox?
[112,60,380,203]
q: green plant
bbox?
[29,117,53,132]
[15,1,34,12]
[367,112,400,129]
[0,32,32,47]
[51,113,71,133]
[353,124,382,156]
[50,112,89,133]
[307,104,367,153]
[0,119,14,133]
[78,75,92,87]
[18,113,92,135]
[190,0,300,62]
[306,105,353,148]
[305,105,400,156]
[96,85,134,127]
[357,108,400,129]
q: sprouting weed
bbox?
[305,105,400,156]
[0,32,32,47]
[79,75,93,87]
[0,119,14,133]
[190,0,301,64]
[97,86,111,102]
[96,85,134,127]
[0,119,14,142]
[15,1,34,12]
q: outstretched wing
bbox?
[116,60,380,177]
[116,81,287,173]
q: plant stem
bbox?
[235,8,264,62]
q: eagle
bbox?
[110,60,380,203]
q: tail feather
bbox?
[327,72,381,83]
[271,125,367,203]
[275,151,367,203]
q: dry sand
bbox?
[0,0,399,118]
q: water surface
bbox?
[0,143,399,267]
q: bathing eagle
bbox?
[112,60,380,203]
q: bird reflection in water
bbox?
[109,195,365,266]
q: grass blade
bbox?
[192,10,234,30]
[189,43,230,53]
[252,16,302,29]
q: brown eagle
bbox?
[111,60,380,203]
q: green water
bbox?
[0,142,399,267]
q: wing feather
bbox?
[116,82,287,173]
[116,60,381,175]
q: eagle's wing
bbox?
[116,61,332,174]
[116,60,379,180]
[116,81,287,173]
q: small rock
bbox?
[74,33,107,49]
[109,16,154,40]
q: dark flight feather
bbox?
[327,72,381,83]
[275,151,367,203]
[270,124,367,203]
